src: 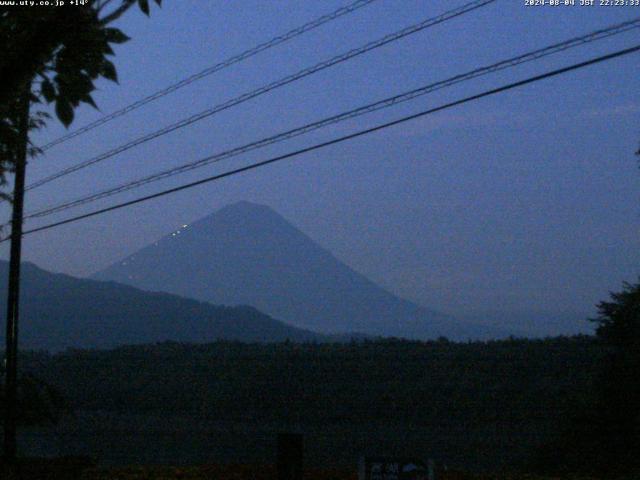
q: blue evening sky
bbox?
[2,0,639,320]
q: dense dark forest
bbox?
[11,336,606,471]
[21,336,601,424]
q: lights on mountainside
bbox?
[169,224,190,237]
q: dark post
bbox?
[277,433,303,480]
[3,91,30,462]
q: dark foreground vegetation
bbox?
[22,336,600,427]
[12,336,604,474]
[0,461,612,480]
[7,275,640,479]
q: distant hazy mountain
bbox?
[0,261,326,351]
[94,201,501,340]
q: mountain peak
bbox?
[194,201,284,228]
[94,202,496,340]
[217,201,275,216]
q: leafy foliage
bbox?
[592,280,640,350]
[0,0,162,119]
[591,280,640,475]
[0,0,161,201]
[535,280,640,478]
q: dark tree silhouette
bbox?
[0,0,162,199]
[531,140,640,477]
[590,280,640,475]
[532,280,640,478]
[593,280,640,349]
[0,1,163,460]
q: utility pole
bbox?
[3,91,31,462]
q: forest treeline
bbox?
[19,336,602,426]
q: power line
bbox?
[37,0,380,152]
[26,0,497,191]
[23,18,640,220]
[8,44,638,242]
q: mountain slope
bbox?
[94,201,496,340]
[0,261,326,351]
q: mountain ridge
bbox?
[94,201,504,340]
[0,260,332,351]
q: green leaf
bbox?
[102,42,115,56]
[101,60,118,83]
[81,93,98,110]
[75,72,94,93]
[41,79,55,103]
[104,27,130,44]
[55,100,74,127]
[138,0,150,15]
[84,53,104,77]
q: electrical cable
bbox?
[37,0,381,151]
[24,18,640,220]
[6,44,637,242]
[26,0,497,191]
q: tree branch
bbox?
[99,0,136,25]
